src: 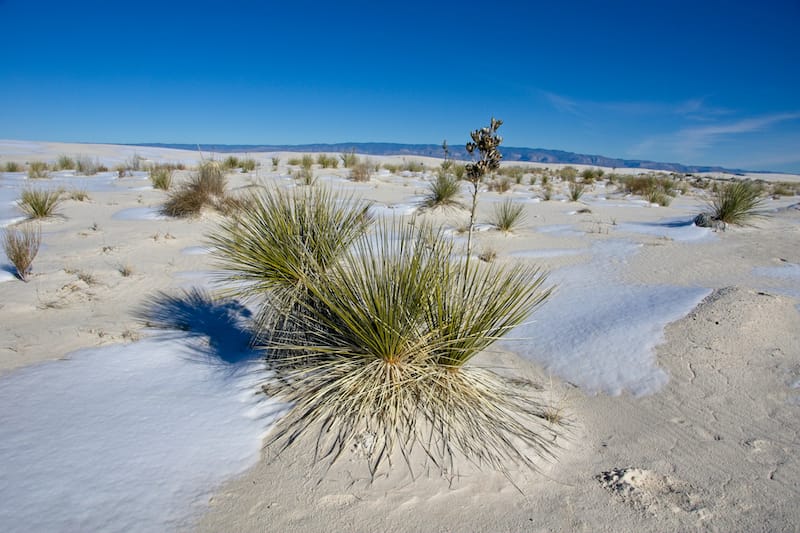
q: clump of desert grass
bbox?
[27,161,49,179]
[75,155,99,175]
[568,181,585,201]
[209,185,560,478]
[149,165,173,191]
[162,160,226,217]
[696,180,765,227]
[419,171,463,210]
[350,160,372,182]
[55,154,76,170]
[490,199,527,232]
[4,161,23,172]
[19,188,62,218]
[2,223,41,281]
[66,188,90,201]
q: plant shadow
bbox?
[134,287,257,366]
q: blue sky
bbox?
[1,0,798,171]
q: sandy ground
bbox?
[1,141,799,532]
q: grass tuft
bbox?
[149,166,173,191]
[490,199,527,232]
[19,188,62,218]
[568,181,585,201]
[706,180,765,225]
[2,224,41,281]
[4,161,23,172]
[27,161,49,179]
[162,161,226,217]
[419,172,463,210]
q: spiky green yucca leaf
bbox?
[420,172,463,210]
[710,180,765,225]
[19,188,61,218]
[208,186,373,338]
[490,199,527,232]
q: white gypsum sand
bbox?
[0,140,798,532]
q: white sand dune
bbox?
[1,141,798,532]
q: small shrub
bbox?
[67,188,90,201]
[501,166,525,184]
[488,178,512,193]
[75,155,98,175]
[287,157,301,166]
[196,160,227,196]
[240,158,257,172]
[293,167,317,186]
[452,164,466,180]
[114,164,130,178]
[560,166,578,182]
[316,154,338,168]
[542,185,553,201]
[419,172,463,210]
[28,161,49,179]
[383,163,401,173]
[646,189,672,206]
[2,224,41,281]
[271,156,280,169]
[478,248,497,262]
[569,181,585,201]
[19,188,62,218]
[222,156,240,170]
[162,185,207,217]
[56,155,76,170]
[118,264,134,277]
[350,161,372,182]
[301,154,314,171]
[491,199,527,232]
[126,153,144,171]
[150,166,174,191]
[162,162,226,217]
[402,159,425,172]
[704,180,765,225]
[771,182,797,197]
[340,150,357,168]
[4,161,22,172]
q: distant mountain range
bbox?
[127,142,751,175]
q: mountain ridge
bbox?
[124,142,758,175]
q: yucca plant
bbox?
[209,186,373,340]
[419,171,463,210]
[27,161,49,179]
[568,181,585,201]
[261,218,555,475]
[19,188,62,218]
[2,224,41,281]
[149,166,173,191]
[210,184,559,476]
[708,180,765,225]
[56,154,76,170]
[490,199,527,232]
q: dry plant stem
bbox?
[3,224,41,281]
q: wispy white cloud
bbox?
[541,91,582,116]
[629,112,800,160]
[540,91,732,121]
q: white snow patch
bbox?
[507,240,710,396]
[112,207,169,221]
[0,333,286,532]
[617,217,714,242]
